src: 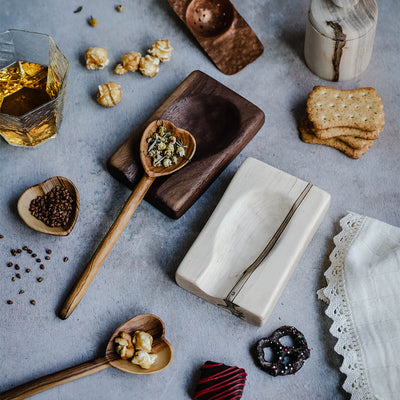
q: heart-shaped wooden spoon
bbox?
[17,176,79,236]
[0,314,172,400]
[59,120,196,319]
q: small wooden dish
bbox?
[17,176,79,236]
[167,0,264,75]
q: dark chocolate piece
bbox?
[255,326,310,376]
[194,361,246,400]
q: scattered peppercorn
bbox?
[63,257,69,262]
[17,249,22,253]
[16,273,21,279]
[0,235,4,239]
[26,269,31,273]
[19,290,24,294]
[15,265,20,270]
[11,277,15,282]
[116,5,124,12]
[37,277,44,283]
[40,264,45,270]
[46,249,52,254]
[7,262,12,267]
[7,300,13,304]
[36,259,41,263]
[45,256,50,260]
[89,16,98,27]
[11,249,17,256]
[32,254,37,258]
[27,249,32,254]
[23,246,28,251]
[30,300,36,306]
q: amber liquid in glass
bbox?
[0,61,60,146]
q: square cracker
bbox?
[306,86,385,131]
[299,117,373,159]
[308,118,381,140]
[300,114,375,149]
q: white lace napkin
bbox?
[318,212,400,400]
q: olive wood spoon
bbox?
[59,120,196,319]
[0,314,173,400]
[17,176,79,236]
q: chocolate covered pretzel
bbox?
[255,326,310,376]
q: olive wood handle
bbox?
[0,357,110,400]
[59,174,156,319]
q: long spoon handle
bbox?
[0,357,110,400]
[59,174,156,319]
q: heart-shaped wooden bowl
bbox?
[106,314,173,374]
[139,120,196,178]
[17,176,80,236]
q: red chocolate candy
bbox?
[194,361,247,400]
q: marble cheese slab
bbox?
[176,158,330,326]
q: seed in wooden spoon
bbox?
[147,124,186,167]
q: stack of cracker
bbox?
[299,86,385,159]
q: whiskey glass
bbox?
[0,30,69,147]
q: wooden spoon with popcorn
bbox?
[0,314,172,400]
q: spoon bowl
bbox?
[106,313,173,374]
[0,314,172,400]
[17,176,79,236]
[140,119,196,178]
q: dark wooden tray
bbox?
[107,70,265,219]
[167,0,264,75]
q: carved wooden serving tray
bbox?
[107,70,265,219]
[167,0,264,75]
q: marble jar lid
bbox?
[309,0,377,41]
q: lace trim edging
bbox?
[318,212,375,400]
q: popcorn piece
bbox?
[84,47,110,70]
[114,332,135,359]
[148,40,173,62]
[97,82,122,107]
[114,63,127,75]
[132,330,153,352]
[131,350,157,369]
[139,55,159,77]
[121,52,141,72]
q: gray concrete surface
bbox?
[0,0,399,399]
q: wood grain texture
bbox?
[59,175,155,319]
[106,314,173,375]
[176,158,331,326]
[17,176,79,236]
[59,120,196,319]
[167,0,263,75]
[108,70,265,219]
[0,358,110,400]
[304,0,377,81]
[0,314,173,399]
